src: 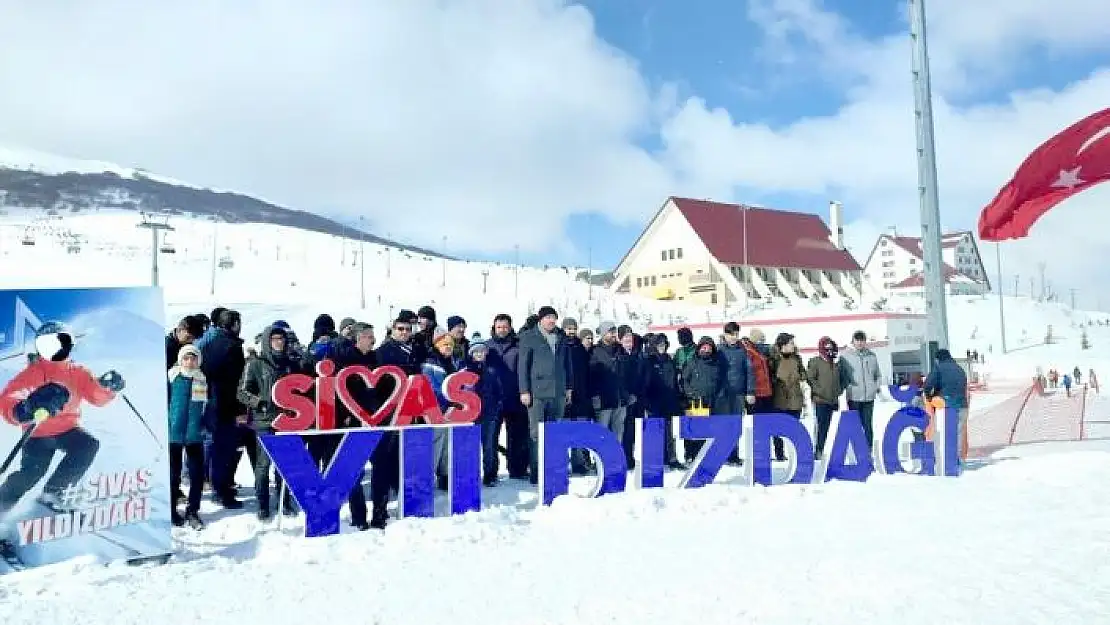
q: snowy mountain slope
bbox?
[0,145,442,257]
[2,439,1108,624]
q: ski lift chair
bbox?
[20,232,35,246]
[159,236,177,254]
[218,255,234,269]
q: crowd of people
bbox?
[164,304,969,532]
[1037,365,1100,397]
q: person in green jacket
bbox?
[806,336,844,457]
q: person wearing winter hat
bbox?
[517,305,570,484]
[769,332,807,462]
[806,337,844,457]
[673,326,696,376]
[412,306,438,364]
[447,315,469,362]
[338,317,358,339]
[464,341,504,485]
[597,321,617,340]
[578,328,594,351]
[561,317,593,475]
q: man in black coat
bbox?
[200,309,248,509]
[367,315,419,529]
[517,306,571,485]
[561,318,592,474]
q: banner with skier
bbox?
[0,287,171,573]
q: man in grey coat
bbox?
[837,330,885,449]
[518,306,572,484]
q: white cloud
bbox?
[0,0,676,255]
[1,0,1107,305]
[666,0,1110,303]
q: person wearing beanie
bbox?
[561,317,593,475]
[807,337,844,457]
[517,305,570,484]
[674,326,696,374]
[923,347,969,463]
[412,306,438,365]
[578,328,594,351]
[643,333,685,470]
[447,316,469,362]
[463,341,504,485]
[588,320,630,448]
[339,317,358,338]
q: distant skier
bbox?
[0,321,126,515]
[1062,373,1073,398]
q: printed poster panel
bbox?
[0,287,171,573]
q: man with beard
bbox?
[589,322,630,443]
[485,314,529,480]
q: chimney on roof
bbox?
[828,200,844,249]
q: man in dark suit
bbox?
[517,306,572,485]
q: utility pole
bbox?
[995,243,1007,354]
[210,221,219,296]
[359,217,366,309]
[1070,288,1077,310]
[1037,262,1047,301]
[587,243,593,302]
[909,0,949,363]
[1013,274,1019,297]
[137,215,173,287]
[481,269,489,294]
[514,244,520,297]
[441,235,447,288]
[1030,277,1035,300]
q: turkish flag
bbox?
[978,107,1110,241]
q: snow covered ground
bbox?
[2,206,1110,622]
[2,437,1109,624]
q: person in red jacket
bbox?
[0,322,125,514]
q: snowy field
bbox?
[2,206,1110,622]
[1,437,1109,624]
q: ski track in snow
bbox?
[0,441,1109,624]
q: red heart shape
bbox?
[334,365,406,427]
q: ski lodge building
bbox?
[609,197,866,308]
[862,231,991,300]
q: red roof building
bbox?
[862,230,990,297]
[610,197,866,307]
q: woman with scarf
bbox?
[422,329,458,490]
[167,344,208,529]
[680,337,723,463]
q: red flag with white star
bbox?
[978,107,1110,241]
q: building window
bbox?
[636,277,642,287]
[651,276,657,286]
[710,293,718,304]
[661,250,667,261]
[882,261,893,268]
[668,249,675,260]
[676,248,683,259]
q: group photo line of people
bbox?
[165,303,970,532]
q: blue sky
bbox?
[462,0,1110,274]
[5,1,1110,299]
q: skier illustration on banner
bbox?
[0,322,126,552]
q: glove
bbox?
[14,382,71,424]
[98,370,125,392]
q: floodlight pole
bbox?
[909,0,949,370]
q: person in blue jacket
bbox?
[422,329,459,490]
[923,349,969,462]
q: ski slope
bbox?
[2,207,1110,623]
